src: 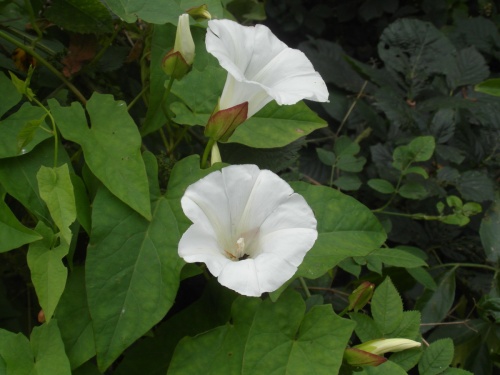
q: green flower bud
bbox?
[186,4,212,21]
[161,14,195,79]
[348,281,375,312]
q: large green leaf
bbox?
[291,183,386,280]
[49,93,151,220]
[0,188,41,253]
[228,101,327,148]
[86,184,182,371]
[103,0,224,24]
[0,103,52,158]
[37,164,76,245]
[168,291,355,375]
[44,0,113,34]
[27,222,69,323]
[55,267,95,370]
[30,320,72,375]
[86,154,220,371]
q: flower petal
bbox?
[181,169,231,249]
[217,252,297,296]
[178,224,230,276]
[206,19,329,117]
[221,167,294,242]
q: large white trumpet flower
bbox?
[178,165,318,297]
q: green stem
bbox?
[335,80,368,137]
[33,97,58,167]
[168,125,190,156]
[127,83,150,111]
[201,138,216,169]
[24,0,42,43]
[298,277,311,299]
[0,30,87,104]
[431,263,497,272]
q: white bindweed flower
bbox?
[178,164,318,297]
[205,19,329,119]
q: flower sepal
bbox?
[161,50,191,80]
[204,101,248,142]
[161,13,195,80]
[343,348,387,367]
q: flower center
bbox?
[225,237,249,261]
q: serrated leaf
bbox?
[367,248,427,268]
[0,191,42,253]
[27,222,68,323]
[298,40,367,91]
[445,46,490,89]
[371,277,403,335]
[290,183,386,280]
[378,19,455,94]
[49,93,151,220]
[44,0,113,34]
[480,197,500,263]
[389,310,421,339]
[30,320,72,375]
[416,269,456,334]
[368,179,395,194]
[398,182,428,199]
[408,136,435,162]
[403,166,429,178]
[337,155,366,172]
[55,267,95,369]
[418,338,454,375]
[475,78,500,97]
[37,164,76,244]
[0,103,52,158]
[333,174,362,191]
[361,360,408,375]
[390,348,422,371]
[456,170,495,202]
[349,312,382,342]
[334,135,360,156]
[430,108,456,144]
[0,71,22,118]
[168,291,355,375]
[316,148,336,166]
